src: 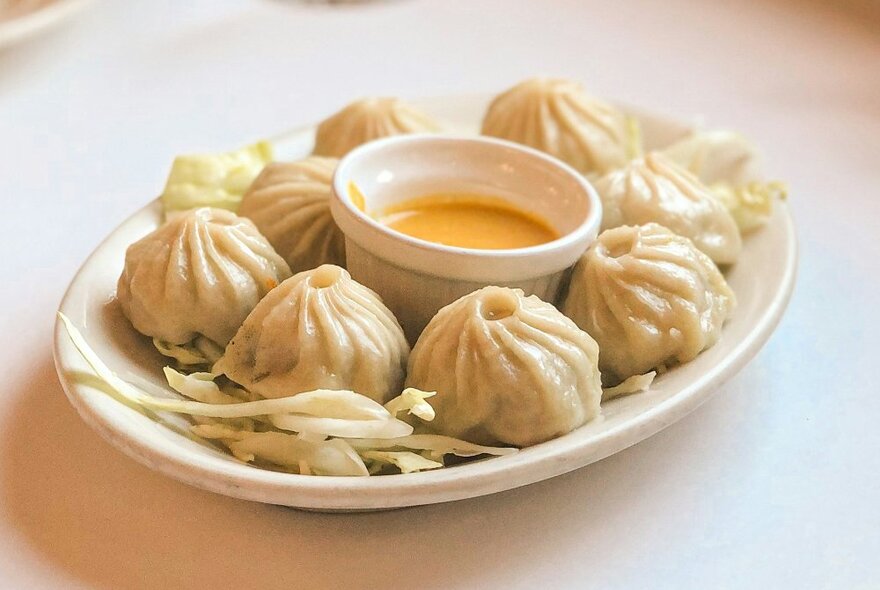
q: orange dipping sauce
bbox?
[374,193,559,250]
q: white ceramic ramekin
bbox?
[329,134,602,342]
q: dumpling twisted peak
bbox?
[481,78,638,175]
[313,98,440,158]
[239,157,345,274]
[562,223,735,385]
[406,286,602,447]
[214,265,410,403]
[596,152,742,264]
[117,207,292,349]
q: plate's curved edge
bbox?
[52,101,799,511]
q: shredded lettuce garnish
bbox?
[710,180,787,233]
[362,451,443,474]
[625,116,643,161]
[153,337,223,369]
[384,388,436,421]
[164,367,236,404]
[59,312,516,476]
[159,141,273,218]
[602,371,656,401]
[661,130,787,233]
[344,434,519,460]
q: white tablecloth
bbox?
[1,1,878,588]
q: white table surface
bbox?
[1,1,878,588]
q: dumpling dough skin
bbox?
[313,98,439,158]
[239,157,345,274]
[406,286,602,447]
[595,152,742,264]
[117,207,291,348]
[481,78,636,175]
[214,265,409,403]
[562,223,735,385]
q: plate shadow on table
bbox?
[0,355,765,590]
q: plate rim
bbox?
[52,98,799,511]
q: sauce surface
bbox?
[376,193,559,250]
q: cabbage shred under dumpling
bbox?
[239,157,346,274]
[406,286,602,447]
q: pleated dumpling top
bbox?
[562,223,735,385]
[481,78,638,175]
[214,265,409,402]
[313,98,439,158]
[117,207,292,349]
[595,152,742,264]
[238,157,345,274]
[406,286,602,447]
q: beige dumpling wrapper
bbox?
[481,78,639,175]
[117,207,292,349]
[562,223,735,385]
[214,265,409,402]
[595,152,742,264]
[406,286,602,447]
[313,98,440,158]
[238,157,345,274]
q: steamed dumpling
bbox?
[214,265,409,402]
[117,207,292,350]
[596,152,742,264]
[481,78,638,175]
[562,223,735,385]
[406,286,602,447]
[238,157,345,274]
[662,130,762,187]
[313,98,439,158]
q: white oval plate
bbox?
[53,95,797,511]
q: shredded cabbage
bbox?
[194,428,368,476]
[345,434,518,459]
[269,413,413,439]
[661,130,787,233]
[711,180,787,233]
[164,367,237,404]
[384,388,436,421]
[159,141,273,217]
[625,116,643,160]
[602,371,656,401]
[362,451,443,474]
[58,312,517,476]
[153,337,223,369]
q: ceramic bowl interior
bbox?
[334,134,596,239]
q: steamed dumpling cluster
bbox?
[214,265,409,403]
[482,78,638,176]
[406,286,602,447]
[595,152,742,264]
[313,98,439,158]
[563,223,735,385]
[239,157,346,274]
[117,207,291,350]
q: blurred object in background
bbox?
[0,0,92,50]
